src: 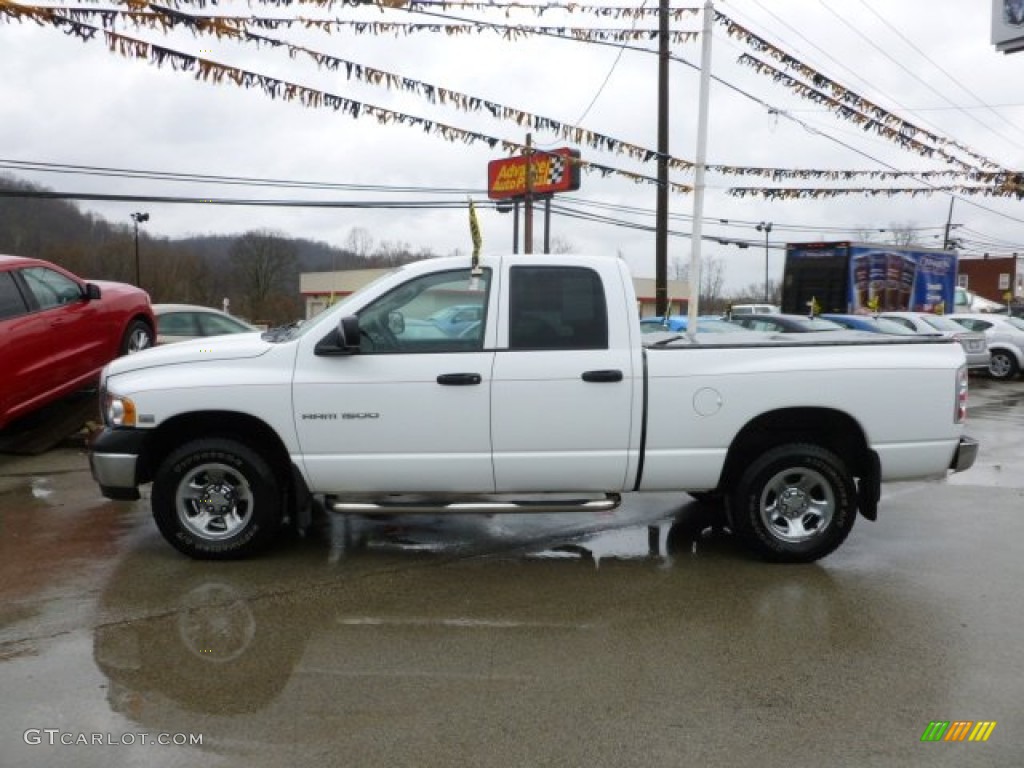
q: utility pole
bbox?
[130,211,149,287]
[757,221,773,302]
[943,197,956,249]
[655,0,669,317]
[685,1,714,338]
[524,133,534,255]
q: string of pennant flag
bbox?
[0,0,1019,198]
[100,1,704,19]
[30,4,702,43]
[717,13,1005,173]
[0,0,695,194]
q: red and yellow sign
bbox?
[487,147,581,200]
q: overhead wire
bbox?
[3,1,1024,249]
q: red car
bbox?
[0,255,155,429]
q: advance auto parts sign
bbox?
[487,148,581,200]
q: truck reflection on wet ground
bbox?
[3,379,1024,766]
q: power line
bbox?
[857,0,1024,154]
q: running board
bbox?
[329,494,622,516]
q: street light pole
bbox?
[756,221,772,302]
[130,212,149,287]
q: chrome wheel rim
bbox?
[990,354,1012,379]
[175,462,253,541]
[759,466,835,543]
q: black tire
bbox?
[728,443,856,563]
[120,318,154,355]
[988,350,1019,381]
[152,438,284,560]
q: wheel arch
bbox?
[129,311,155,333]
[118,313,157,354]
[720,407,873,491]
[138,411,299,497]
[988,344,1024,365]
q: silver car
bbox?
[879,312,991,371]
[948,313,1024,380]
[153,304,259,345]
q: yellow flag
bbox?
[867,295,880,313]
[468,198,482,262]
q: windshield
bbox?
[870,317,918,335]
[920,314,970,332]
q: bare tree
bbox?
[669,256,687,280]
[549,236,576,254]
[230,230,298,323]
[887,222,920,246]
[670,253,727,311]
[345,227,374,259]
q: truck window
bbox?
[508,266,608,350]
[356,268,490,354]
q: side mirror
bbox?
[315,315,362,356]
[337,315,361,351]
[85,283,102,300]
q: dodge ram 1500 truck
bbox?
[89,253,978,563]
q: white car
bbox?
[948,313,1024,380]
[879,312,991,372]
[153,304,258,345]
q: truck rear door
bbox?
[490,259,640,492]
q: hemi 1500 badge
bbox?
[300,413,380,420]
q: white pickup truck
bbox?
[89,253,977,563]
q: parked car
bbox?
[0,254,154,429]
[727,313,845,333]
[427,303,485,337]
[878,311,990,371]
[820,314,919,335]
[639,315,746,334]
[948,313,1024,380]
[154,304,258,345]
[954,286,1004,313]
[727,303,781,316]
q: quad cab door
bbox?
[292,267,496,494]
[490,259,640,492]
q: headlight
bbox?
[104,392,138,427]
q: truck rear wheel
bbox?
[729,443,856,563]
[152,438,283,560]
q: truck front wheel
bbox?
[729,443,856,563]
[152,438,283,560]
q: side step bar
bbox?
[329,493,622,516]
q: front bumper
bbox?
[949,436,979,473]
[89,428,147,501]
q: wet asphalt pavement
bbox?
[1,378,1022,767]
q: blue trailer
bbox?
[781,241,958,315]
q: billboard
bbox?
[993,0,1024,53]
[487,147,581,200]
[782,242,957,314]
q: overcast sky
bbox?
[1,0,1022,292]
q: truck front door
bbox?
[490,263,637,492]
[293,268,496,494]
